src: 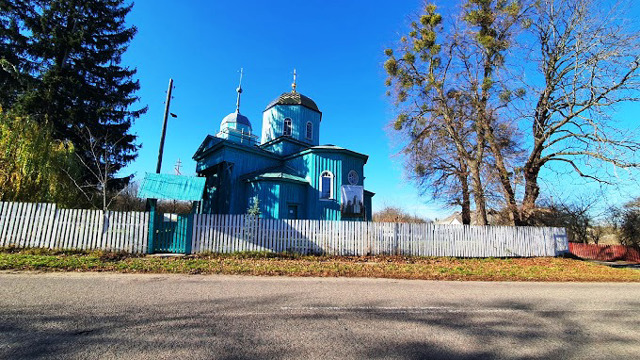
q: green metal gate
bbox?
[152,213,193,254]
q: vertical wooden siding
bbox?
[0,202,149,253]
[261,105,321,146]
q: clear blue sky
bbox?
[121,0,639,219]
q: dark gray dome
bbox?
[265,92,320,112]
[221,111,251,128]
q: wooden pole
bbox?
[156,78,174,174]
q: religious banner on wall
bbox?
[340,185,364,217]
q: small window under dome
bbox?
[306,122,313,140]
[283,118,292,136]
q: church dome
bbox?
[265,92,320,112]
[221,111,252,129]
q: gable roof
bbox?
[192,135,223,159]
[284,144,369,162]
[240,165,309,185]
[138,173,206,201]
[246,172,309,184]
[193,135,280,162]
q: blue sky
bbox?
[121,0,639,219]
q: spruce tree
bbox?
[1,0,145,207]
[0,0,33,107]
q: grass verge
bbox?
[0,248,638,282]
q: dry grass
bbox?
[0,248,638,282]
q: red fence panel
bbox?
[569,243,640,263]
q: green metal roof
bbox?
[138,173,206,201]
[243,170,309,185]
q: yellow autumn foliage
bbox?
[0,110,81,206]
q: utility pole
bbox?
[156,78,174,174]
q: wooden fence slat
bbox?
[27,203,43,248]
[92,210,101,250]
[63,208,74,250]
[47,207,61,249]
[13,202,26,247]
[20,203,36,248]
[55,208,67,250]
[0,202,8,246]
[10,202,26,248]
[67,208,77,250]
[35,204,50,248]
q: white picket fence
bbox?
[0,201,568,257]
[0,202,149,253]
[192,215,569,257]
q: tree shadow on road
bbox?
[1,295,639,359]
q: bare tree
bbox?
[63,126,131,211]
[402,92,475,224]
[110,182,145,211]
[385,5,489,225]
[519,0,640,220]
[385,2,527,225]
[373,205,431,223]
[609,197,640,248]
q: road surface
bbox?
[1,272,639,359]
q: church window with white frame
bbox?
[320,171,333,199]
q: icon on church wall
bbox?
[340,185,364,217]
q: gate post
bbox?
[147,199,158,254]
[184,206,195,255]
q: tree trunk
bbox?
[483,123,522,226]
[459,168,472,225]
[522,163,542,223]
[469,161,488,225]
[522,105,550,224]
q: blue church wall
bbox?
[196,144,280,174]
[284,150,367,220]
[200,162,232,214]
[261,105,321,148]
[260,137,308,157]
[224,148,280,214]
[196,145,282,215]
[364,192,373,221]
[248,180,307,219]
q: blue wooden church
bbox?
[192,72,374,220]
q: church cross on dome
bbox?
[235,68,243,113]
[291,68,297,93]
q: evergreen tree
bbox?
[0,1,33,107]
[0,0,145,207]
[247,196,261,216]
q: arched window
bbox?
[306,121,313,140]
[320,171,333,200]
[283,118,292,136]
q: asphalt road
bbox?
[1,272,639,360]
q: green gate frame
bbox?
[147,199,195,254]
[139,173,206,254]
